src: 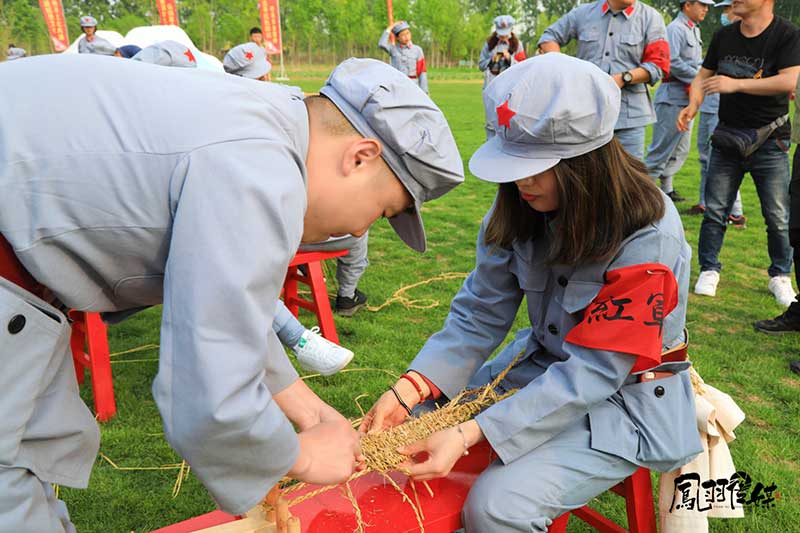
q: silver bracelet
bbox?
[456,424,470,456]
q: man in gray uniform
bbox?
[379,21,429,94]
[538,0,670,159]
[77,15,115,55]
[0,55,463,530]
[6,44,26,61]
[645,0,714,202]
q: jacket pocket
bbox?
[619,370,703,471]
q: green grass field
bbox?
[61,73,799,532]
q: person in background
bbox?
[679,0,800,306]
[754,72,800,342]
[478,15,526,88]
[645,0,715,203]
[538,0,670,160]
[224,42,272,81]
[78,15,115,55]
[379,21,428,94]
[688,0,746,228]
[250,26,264,47]
[114,45,142,59]
[6,44,26,61]
[132,41,197,68]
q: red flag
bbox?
[565,263,679,372]
[156,0,179,26]
[258,0,282,55]
[38,0,69,52]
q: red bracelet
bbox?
[400,373,426,403]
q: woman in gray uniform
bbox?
[360,54,702,532]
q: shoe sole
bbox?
[318,350,354,376]
[753,325,797,335]
[694,289,716,297]
[335,301,367,317]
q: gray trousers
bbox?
[298,233,369,299]
[615,126,646,160]
[645,102,692,194]
[0,278,100,532]
[462,416,638,532]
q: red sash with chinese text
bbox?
[565,263,678,372]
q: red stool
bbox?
[549,467,657,533]
[70,310,117,422]
[283,250,347,345]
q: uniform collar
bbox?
[601,1,636,18]
[399,42,412,49]
[678,11,696,28]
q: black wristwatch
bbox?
[622,71,634,87]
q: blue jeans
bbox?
[697,111,743,216]
[698,138,792,277]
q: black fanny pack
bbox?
[711,114,788,158]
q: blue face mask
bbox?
[721,13,733,26]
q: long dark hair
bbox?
[484,138,665,265]
[487,32,520,53]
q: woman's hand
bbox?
[358,373,430,434]
[395,421,485,481]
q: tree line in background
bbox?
[2,0,799,66]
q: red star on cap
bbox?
[496,100,516,129]
[245,51,254,60]
[184,49,196,62]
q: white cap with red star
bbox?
[469,53,620,184]
[493,15,515,36]
[223,43,272,79]
[80,15,97,27]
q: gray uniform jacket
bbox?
[655,12,703,107]
[478,40,526,87]
[0,54,307,514]
[538,0,669,130]
[378,30,429,94]
[410,194,702,473]
[78,35,114,54]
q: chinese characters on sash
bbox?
[258,0,282,55]
[38,0,69,52]
[565,263,678,372]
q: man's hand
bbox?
[677,104,698,132]
[702,75,741,95]
[273,378,331,431]
[288,419,364,485]
[611,73,624,88]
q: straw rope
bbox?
[365,272,469,312]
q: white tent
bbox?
[64,25,223,72]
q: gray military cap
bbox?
[391,21,411,36]
[469,53,620,183]
[682,0,715,5]
[320,58,464,252]
[80,15,97,27]
[494,15,515,36]
[714,0,732,6]
[223,43,271,79]
[133,41,198,68]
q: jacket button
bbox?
[547,324,559,335]
[558,276,568,287]
[609,32,614,36]
[8,314,26,334]
[605,51,610,56]
[654,385,665,398]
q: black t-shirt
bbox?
[703,16,800,135]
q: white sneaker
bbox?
[292,327,354,376]
[768,276,797,307]
[694,271,720,297]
